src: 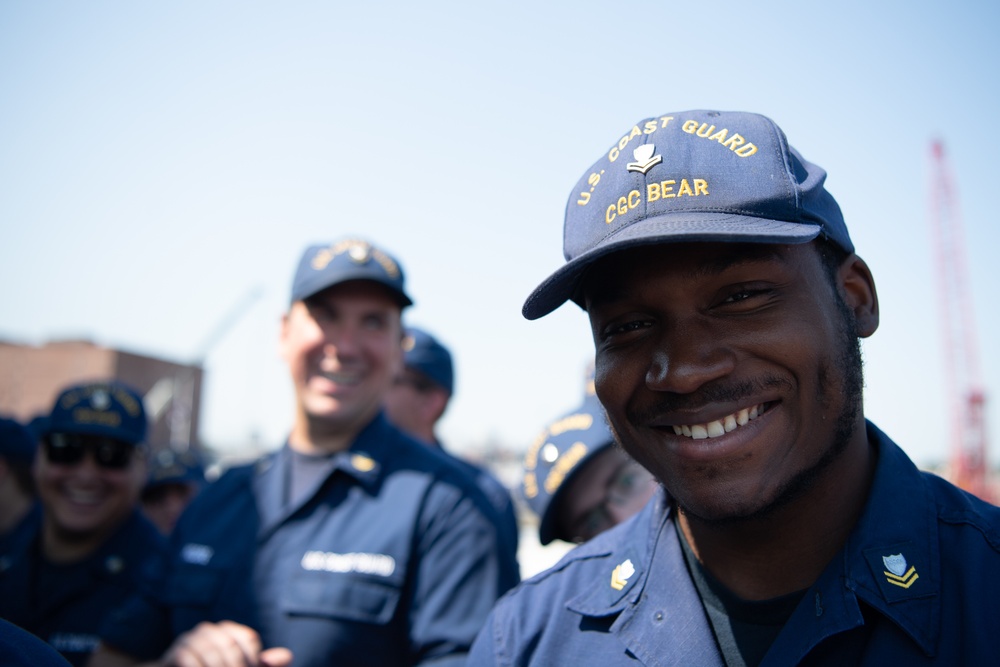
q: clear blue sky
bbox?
[1,0,998,469]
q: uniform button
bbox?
[653,611,664,623]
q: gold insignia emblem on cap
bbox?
[882,553,919,589]
[347,241,372,263]
[90,389,111,411]
[626,143,663,175]
[351,454,376,472]
[610,559,635,590]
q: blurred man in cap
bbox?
[0,416,41,555]
[94,238,519,667]
[522,381,656,546]
[0,381,166,667]
[469,110,1000,665]
[140,448,207,536]
[384,325,519,578]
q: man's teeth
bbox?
[671,404,762,440]
[323,372,360,384]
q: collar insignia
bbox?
[351,453,376,472]
[882,553,919,589]
[610,558,635,590]
[626,144,662,175]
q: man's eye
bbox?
[724,291,753,303]
[604,320,650,338]
[721,288,771,305]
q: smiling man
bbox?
[92,238,519,667]
[0,381,166,667]
[469,110,1000,666]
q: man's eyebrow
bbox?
[690,245,789,279]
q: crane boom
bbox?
[928,140,991,502]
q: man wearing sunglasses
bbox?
[92,238,519,667]
[0,381,166,667]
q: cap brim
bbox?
[294,272,413,308]
[522,212,822,320]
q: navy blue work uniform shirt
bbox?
[0,510,166,667]
[439,443,520,583]
[102,413,520,667]
[0,618,72,667]
[469,422,1000,666]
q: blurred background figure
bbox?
[522,381,658,546]
[0,416,41,555]
[384,325,520,573]
[140,448,207,536]
[0,381,166,667]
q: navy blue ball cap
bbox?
[0,417,38,465]
[522,399,616,545]
[44,381,148,445]
[145,448,206,490]
[401,327,454,394]
[291,238,413,307]
[523,110,853,320]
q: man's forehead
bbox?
[303,280,405,311]
[582,242,800,304]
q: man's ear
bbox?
[422,389,450,424]
[277,311,292,362]
[838,254,879,338]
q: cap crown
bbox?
[46,381,148,444]
[291,238,412,307]
[402,327,454,394]
[523,110,852,319]
[522,395,614,544]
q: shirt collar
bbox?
[565,486,670,616]
[562,423,942,659]
[836,421,940,654]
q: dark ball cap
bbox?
[401,327,454,394]
[44,381,148,445]
[523,110,853,320]
[521,395,616,545]
[144,448,206,491]
[291,238,413,307]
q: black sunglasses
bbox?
[43,433,137,470]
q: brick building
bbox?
[0,339,203,453]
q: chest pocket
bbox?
[282,568,402,625]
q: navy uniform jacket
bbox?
[439,444,520,584]
[0,618,72,667]
[0,501,41,567]
[469,422,1000,666]
[0,510,166,667]
[102,413,520,667]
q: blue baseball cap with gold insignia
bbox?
[401,327,454,395]
[145,448,206,490]
[522,395,616,545]
[523,110,853,319]
[291,237,413,307]
[44,381,148,445]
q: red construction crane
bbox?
[928,140,992,502]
